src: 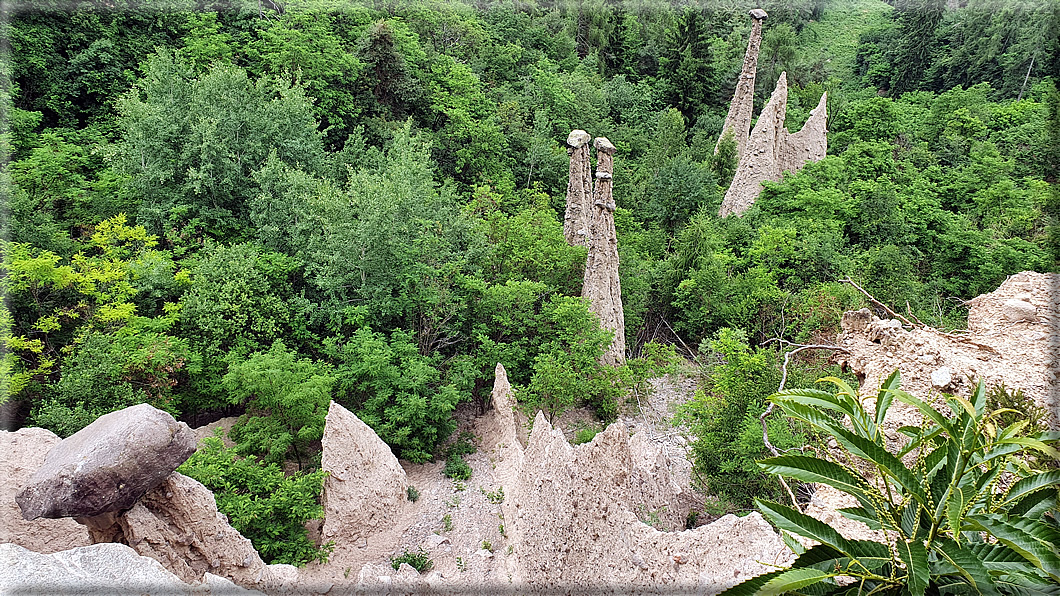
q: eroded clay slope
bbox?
[836,271,1059,431]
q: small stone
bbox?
[918,354,935,364]
[1003,299,1036,323]
[672,552,690,564]
[931,367,953,389]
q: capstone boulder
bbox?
[15,403,196,520]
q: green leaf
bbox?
[992,437,1060,461]
[758,455,873,502]
[830,426,926,506]
[758,567,834,595]
[897,539,929,596]
[936,537,1003,596]
[965,515,1060,582]
[893,389,955,437]
[875,369,899,431]
[716,569,787,596]
[837,507,883,531]
[948,485,971,542]
[756,499,856,557]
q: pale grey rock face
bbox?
[716,17,828,218]
[1,427,92,553]
[15,403,196,520]
[0,542,192,595]
[0,542,265,595]
[320,401,408,548]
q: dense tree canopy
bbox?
[2,0,1057,527]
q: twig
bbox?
[661,317,701,365]
[840,277,915,327]
[759,341,849,509]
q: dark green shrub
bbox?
[390,547,433,573]
[676,328,804,510]
[178,437,331,566]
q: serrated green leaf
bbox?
[830,425,926,506]
[757,499,856,556]
[936,538,1003,596]
[897,539,929,596]
[837,506,883,531]
[758,567,834,595]
[758,455,873,502]
[965,514,1060,582]
[993,437,1060,460]
[716,568,787,596]
[893,389,955,437]
[876,369,900,430]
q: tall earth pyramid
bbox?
[563,132,626,366]
[717,10,827,218]
[582,137,625,366]
[715,8,768,158]
[563,130,593,246]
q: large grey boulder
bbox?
[15,403,196,520]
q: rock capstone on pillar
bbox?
[564,130,593,246]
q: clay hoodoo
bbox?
[582,136,626,366]
[563,129,593,246]
[715,8,768,158]
[716,9,828,218]
[719,71,828,218]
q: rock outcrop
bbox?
[321,401,409,551]
[0,542,262,595]
[500,412,791,591]
[563,129,593,246]
[1,427,92,554]
[113,472,283,590]
[719,73,828,218]
[582,136,626,366]
[715,8,768,158]
[16,403,196,521]
[836,271,1060,433]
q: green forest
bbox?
[2,0,1059,572]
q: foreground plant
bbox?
[724,371,1060,595]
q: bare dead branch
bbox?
[840,277,915,327]
[759,340,850,509]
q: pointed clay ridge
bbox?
[715,9,768,158]
[719,73,827,217]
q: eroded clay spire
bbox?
[563,130,593,246]
[582,137,625,366]
[715,8,768,157]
